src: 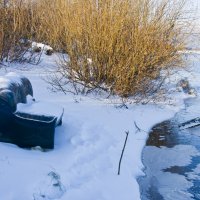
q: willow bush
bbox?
[37,0,186,98]
[1,0,188,99]
[0,0,34,63]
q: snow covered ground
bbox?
[0,49,199,200]
[1,2,200,197]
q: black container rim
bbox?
[15,112,57,123]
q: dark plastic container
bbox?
[0,98,15,143]
[14,112,57,149]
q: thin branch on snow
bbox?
[134,121,142,133]
[134,121,148,133]
[118,131,129,175]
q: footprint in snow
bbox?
[33,171,66,200]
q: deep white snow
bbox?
[0,49,199,200]
[0,1,200,197]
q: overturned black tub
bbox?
[0,72,64,149]
[14,112,57,149]
[0,98,15,143]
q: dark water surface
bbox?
[138,98,200,200]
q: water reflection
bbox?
[138,98,200,200]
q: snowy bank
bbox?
[0,51,199,200]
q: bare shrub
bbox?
[1,0,188,99]
[0,0,34,63]
[35,0,187,98]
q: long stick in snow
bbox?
[179,117,200,130]
[118,131,129,175]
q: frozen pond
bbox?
[138,97,200,200]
